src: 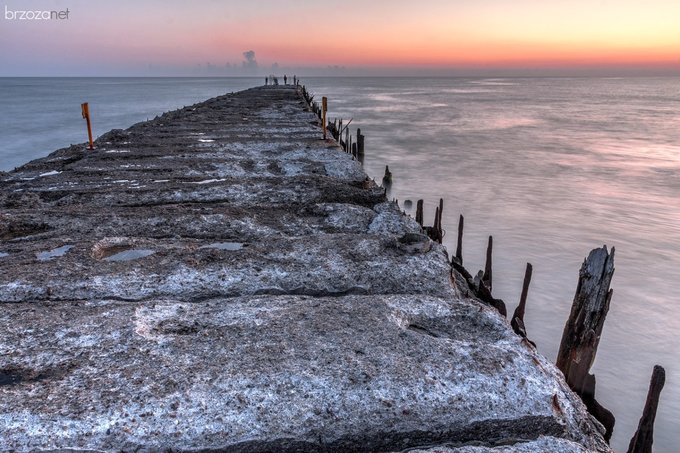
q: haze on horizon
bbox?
[1,0,679,77]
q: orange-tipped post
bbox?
[81,102,94,150]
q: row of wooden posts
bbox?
[415,197,665,453]
[299,83,665,453]
[300,85,365,163]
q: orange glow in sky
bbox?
[1,0,679,75]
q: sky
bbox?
[1,0,680,76]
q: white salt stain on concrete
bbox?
[191,179,227,185]
[39,170,62,177]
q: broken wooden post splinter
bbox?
[455,214,464,265]
[415,200,424,227]
[627,365,666,453]
[427,198,444,244]
[382,166,392,185]
[357,128,365,157]
[556,245,616,441]
[431,207,440,242]
[483,236,493,291]
[437,198,443,240]
[322,97,328,139]
[511,263,533,341]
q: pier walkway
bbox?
[0,86,609,452]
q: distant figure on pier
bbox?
[265,77,268,86]
[284,75,288,85]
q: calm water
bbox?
[1,77,678,452]
[0,77,261,171]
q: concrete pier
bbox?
[0,86,610,452]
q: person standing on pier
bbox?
[265,77,268,85]
[284,75,288,85]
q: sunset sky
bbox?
[2,0,680,76]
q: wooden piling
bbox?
[322,97,328,138]
[511,263,533,340]
[455,215,464,265]
[416,200,424,227]
[437,198,443,233]
[382,165,392,185]
[483,236,493,291]
[427,198,444,244]
[627,365,666,453]
[432,207,440,242]
[357,128,365,158]
[556,245,616,441]
[81,102,94,150]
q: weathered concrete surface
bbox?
[0,86,610,452]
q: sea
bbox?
[1,76,678,452]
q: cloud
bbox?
[242,50,257,70]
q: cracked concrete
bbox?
[0,86,611,452]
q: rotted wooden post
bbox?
[415,200,424,227]
[431,207,440,242]
[627,365,666,453]
[430,198,443,244]
[483,236,493,291]
[557,245,616,441]
[357,128,365,159]
[511,263,533,339]
[437,198,443,236]
[322,97,328,139]
[382,165,392,186]
[454,214,464,265]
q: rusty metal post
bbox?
[81,102,94,150]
